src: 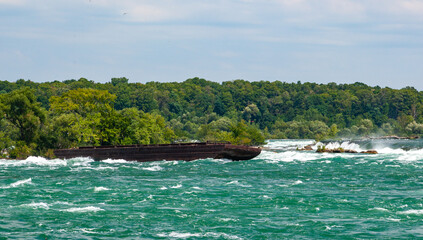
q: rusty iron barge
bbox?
[53,142,262,162]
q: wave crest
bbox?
[63,206,104,213]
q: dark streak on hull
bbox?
[53,142,262,162]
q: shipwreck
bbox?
[54,142,262,162]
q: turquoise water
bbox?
[2,139,423,239]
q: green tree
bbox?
[0,88,46,144]
[405,121,423,135]
[49,88,117,146]
[49,88,116,117]
[120,108,176,144]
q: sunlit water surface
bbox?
[2,139,423,239]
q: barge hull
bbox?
[54,142,261,162]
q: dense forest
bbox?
[1,77,423,158]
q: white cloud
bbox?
[78,0,262,24]
[4,0,423,25]
[326,0,365,16]
[83,0,188,22]
[272,0,423,23]
[124,4,174,22]
[2,0,423,47]
[0,0,25,5]
[273,0,364,14]
[389,0,423,18]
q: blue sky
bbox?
[1,0,422,89]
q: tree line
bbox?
[1,77,422,158]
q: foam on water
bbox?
[218,218,238,222]
[318,141,363,152]
[53,201,73,206]
[265,139,315,150]
[261,150,320,163]
[94,187,110,192]
[396,149,423,161]
[292,180,303,185]
[101,159,129,164]
[369,207,389,212]
[80,228,97,234]
[264,140,423,163]
[142,165,163,171]
[1,178,33,189]
[12,178,32,187]
[369,148,423,161]
[225,180,251,188]
[94,166,117,171]
[157,232,242,239]
[63,206,104,213]
[21,202,50,210]
[153,160,180,166]
[3,139,423,239]
[204,232,243,240]
[376,147,407,154]
[209,158,231,163]
[398,209,423,215]
[0,157,67,167]
[157,232,201,238]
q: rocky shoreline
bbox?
[298,144,378,154]
[367,135,419,140]
[316,148,378,154]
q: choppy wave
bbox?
[265,139,315,151]
[3,139,423,239]
[317,141,363,152]
[157,232,201,238]
[395,149,423,161]
[11,178,32,187]
[157,232,242,239]
[225,180,251,188]
[398,209,423,215]
[369,147,423,161]
[20,202,50,210]
[94,187,110,192]
[101,159,129,164]
[0,157,67,167]
[63,206,104,213]
[369,207,389,212]
[292,180,303,185]
[260,150,320,162]
[264,140,423,162]
[0,140,422,169]
[0,157,96,168]
[1,178,32,189]
[142,165,163,171]
[170,184,182,189]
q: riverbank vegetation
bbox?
[1,77,423,158]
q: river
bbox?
[1,139,423,239]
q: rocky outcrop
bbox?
[369,135,419,140]
[360,150,378,154]
[298,144,314,151]
[315,147,377,154]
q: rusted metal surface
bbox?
[54,142,261,162]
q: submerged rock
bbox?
[369,135,419,140]
[316,148,355,153]
[360,150,378,154]
[299,142,378,154]
[315,147,377,154]
[298,144,314,151]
